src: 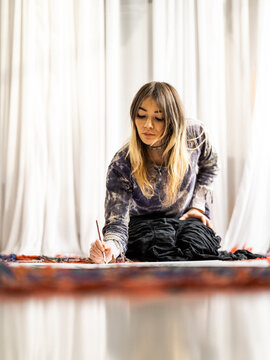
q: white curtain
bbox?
[0,0,107,256]
[0,0,151,256]
[223,0,270,253]
[0,0,268,256]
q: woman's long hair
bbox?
[127,81,191,206]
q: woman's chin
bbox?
[139,137,160,147]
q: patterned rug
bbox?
[1,254,270,295]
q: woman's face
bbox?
[135,97,165,147]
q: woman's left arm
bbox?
[180,123,219,226]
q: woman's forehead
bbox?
[139,96,163,112]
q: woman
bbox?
[90,81,218,264]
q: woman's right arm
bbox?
[89,163,132,263]
[89,157,132,263]
[102,163,132,258]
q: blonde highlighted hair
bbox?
[127,81,191,206]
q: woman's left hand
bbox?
[179,208,213,229]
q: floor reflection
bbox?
[0,290,269,360]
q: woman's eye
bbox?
[137,114,164,121]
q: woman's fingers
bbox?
[199,214,207,226]
[91,239,106,255]
[89,246,103,263]
[104,244,113,263]
[89,239,114,264]
[96,238,105,252]
[89,239,105,263]
[199,214,213,229]
[206,217,213,229]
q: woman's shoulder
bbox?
[185,118,206,145]
[110,143,130,163]
[186,118,205,133]
[108,143,132,176]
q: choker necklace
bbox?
[149,143,166,151]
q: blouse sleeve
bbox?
[188,123,219,216]
[102,163,132,258]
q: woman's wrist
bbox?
[104,239,122,259]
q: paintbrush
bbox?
[96,220,107,264]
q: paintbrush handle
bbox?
[96,220,107,264]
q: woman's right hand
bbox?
[89,239,113,264]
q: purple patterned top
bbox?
[102,119,219,258]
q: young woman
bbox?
[89,81,218,263]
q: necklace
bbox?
[148,151,164,182]
[155,165,163,181]
[149,143,166,151]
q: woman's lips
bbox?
[143,133,155,137]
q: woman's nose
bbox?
[144,117,153,128]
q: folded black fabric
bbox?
[126,216,264,262]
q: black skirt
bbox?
[126,214,264,262]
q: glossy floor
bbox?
[0,289,269,360]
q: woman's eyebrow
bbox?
[138,106,162,113]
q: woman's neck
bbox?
[147,147,164,166]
